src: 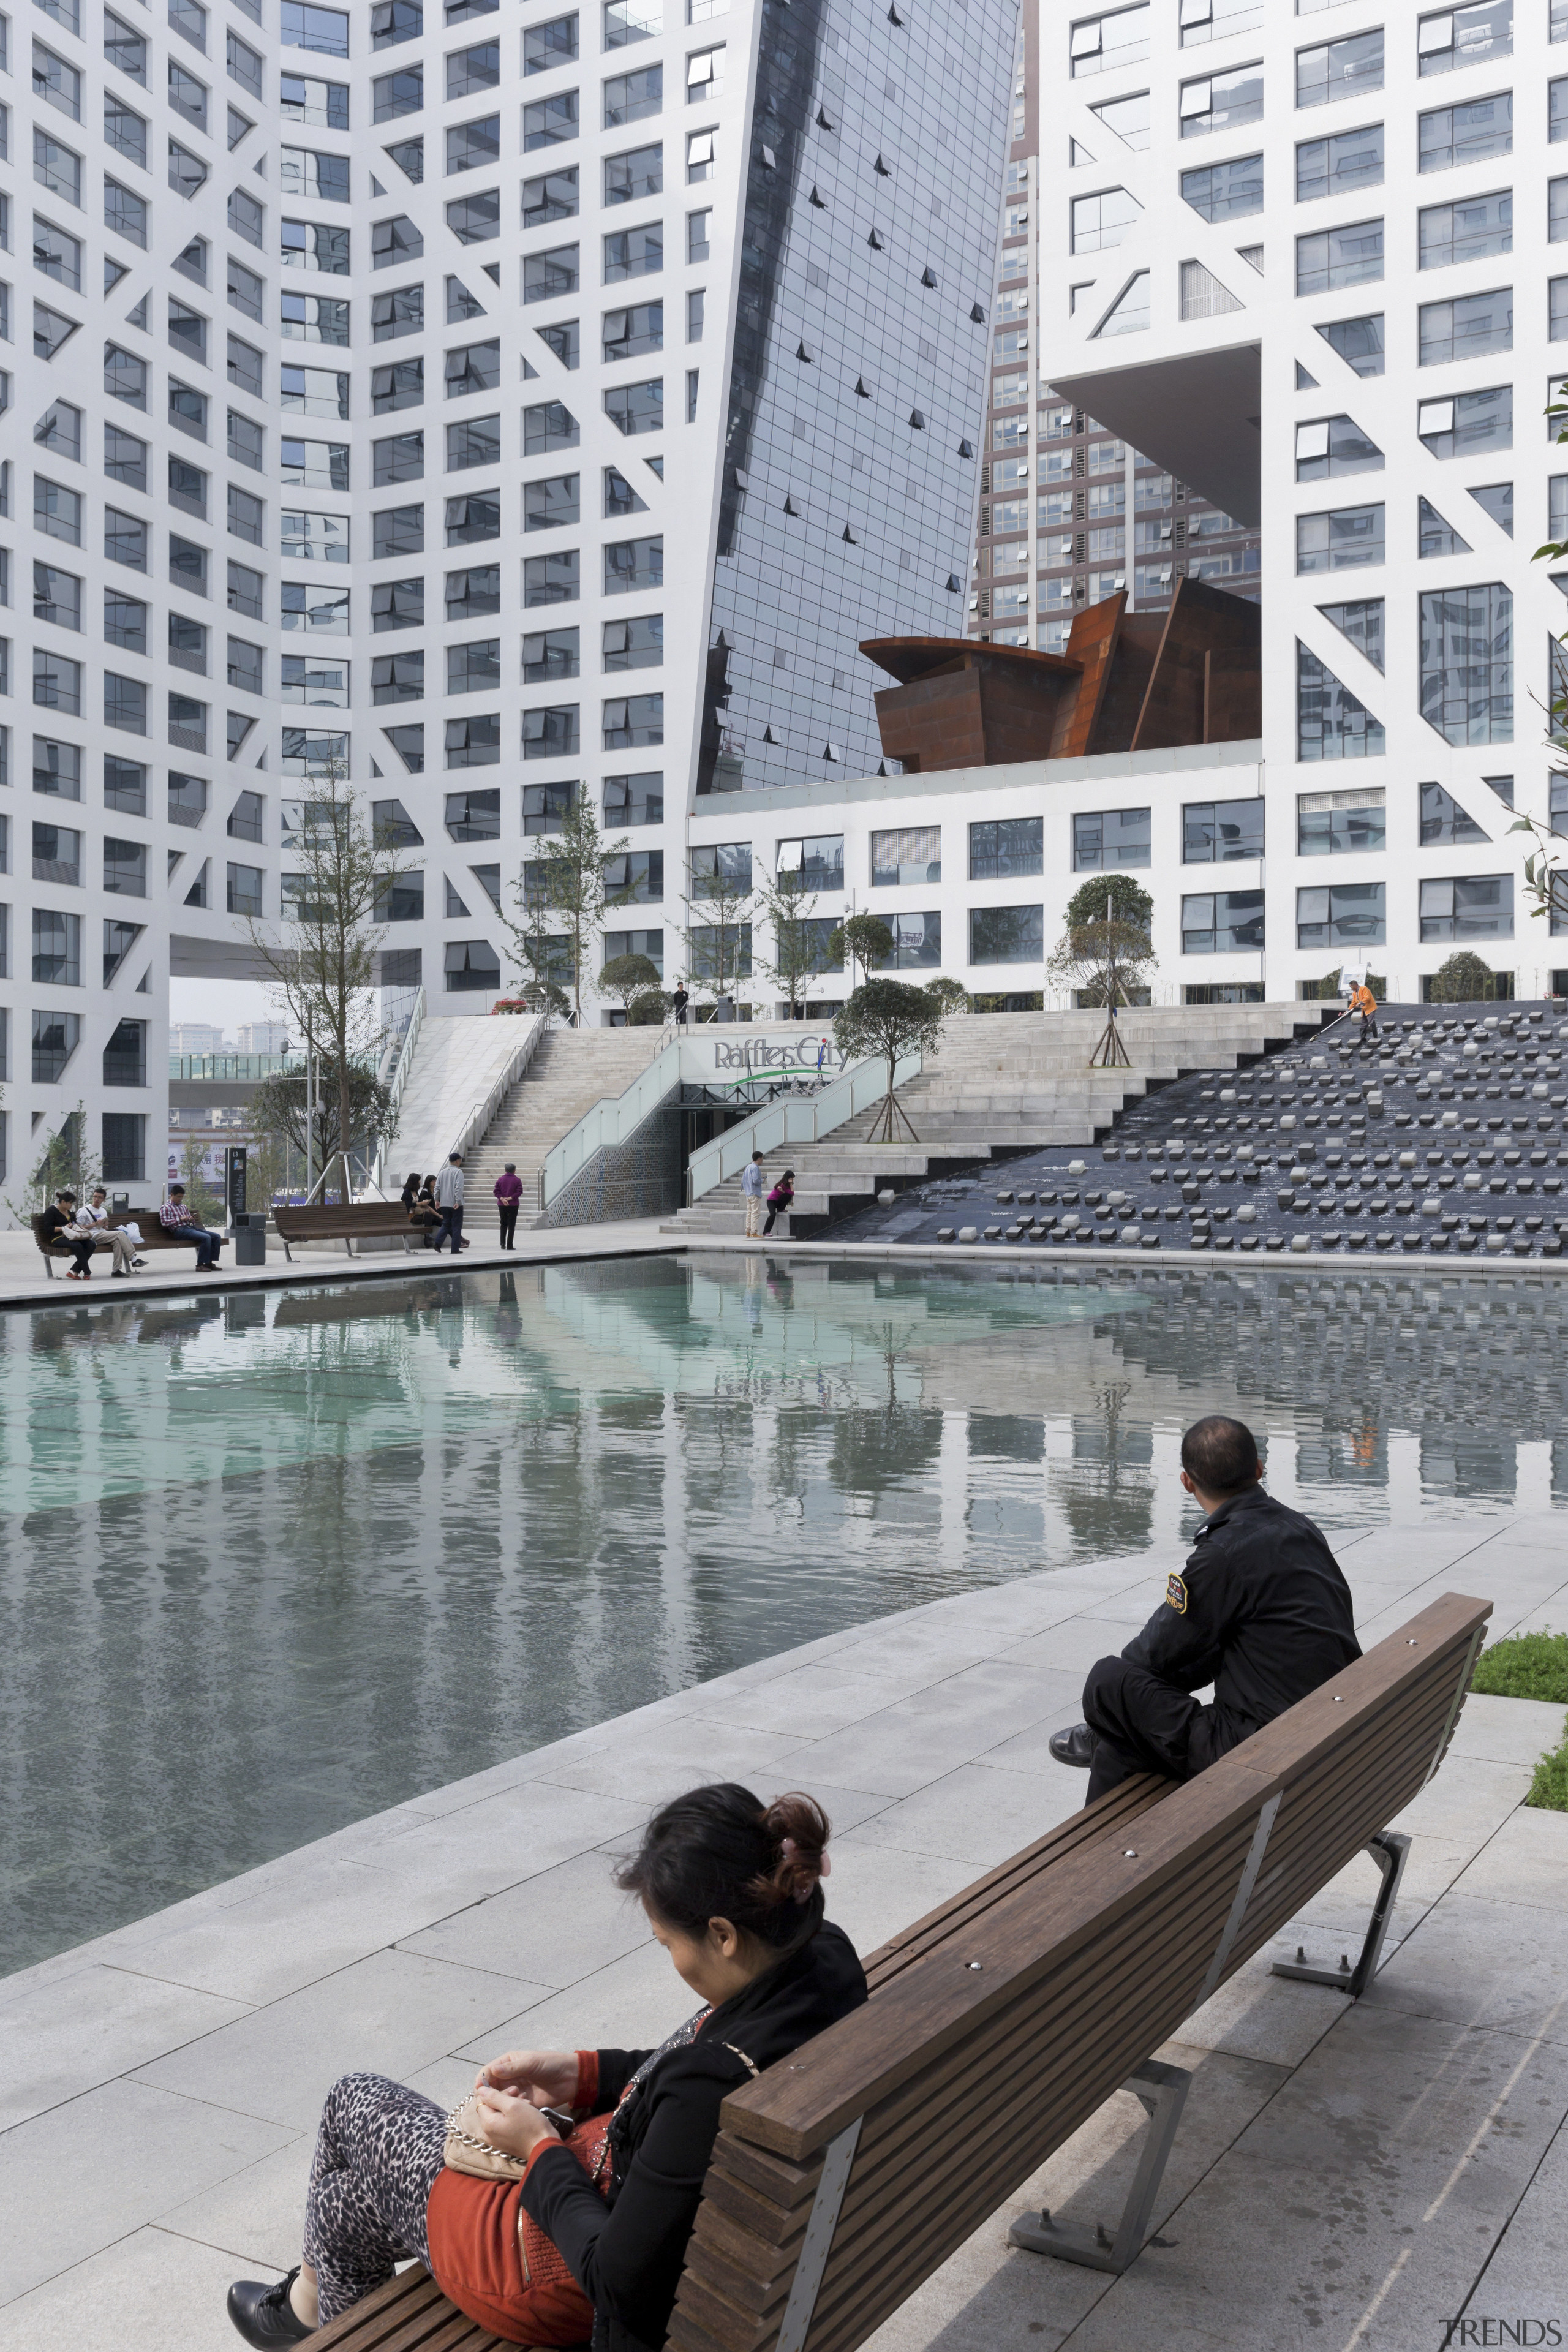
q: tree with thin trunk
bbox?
[1048,873,1157,1066]
[832,979,948,1145]
[827,913,895,993]
[503,793,630,1024]
[755,861,835,1016]
[250,1061,396,1183]
[683,851,753,1014]
[240,771,407,1202]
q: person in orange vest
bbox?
[1349,979,1379,1044]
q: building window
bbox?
[226,860,263,914]
[1070,187,1142,253]
[602,692,662,749]
[1296,503,1384,573]
[1180,890,1264,954]
[102,835,148,895]
[1418,189,1510,270]
[1297,28,1382,107]
[602,613,661,669]
[1295,415,1382,480]
[1296,881,1385,950]
[102,1110,145,1175]
[445,786,500,838]
[445,937,500,991]
[1296,219,1382,295]
[777,834,843,889]
[33,821,81,885]
[1418,288,1511,366]
[603,63,660,125]
[1183,798,1264,861]
[968,817,1042,880]
[525,89,578,148]
[870,826,940,887]
[1069,6,1151,79]
[1296,124,1384,202]
[1419,582,1512,742]
[1297,785,1385,855]
[32,1009,81,1080]
[1179,64,1262,137]
[1416,385,1510,458]
[1072,807,1151,870]
[32,907,81,982]
[1418,2,1511,77]
[1419,873,1512,940]
[1298,642,1384,760]
[1420,91,1511,171]
[968,903,1044,963]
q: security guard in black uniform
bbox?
[1049,1414,1360,1804]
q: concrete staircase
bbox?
[666,1004,1329,1235]
[464,1024,669,1230]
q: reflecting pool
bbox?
[4,1251,1566,1975]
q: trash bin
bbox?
[232,1212,266,1266]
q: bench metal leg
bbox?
[1270,1830,1411,2000]
[774,2118,862,2352]
[1008,2058,1191,2276]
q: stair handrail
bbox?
[540,1041,684,1208]
[683,1051,922,1203]
[447,1013,548,1170]
[372,985,425,1190]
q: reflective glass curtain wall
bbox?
[699,0,1016,792]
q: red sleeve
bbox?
[575,2050,599,2111]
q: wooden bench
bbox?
[312,1591,1490,2352]
[30,1210,214,1276]
[273,1202,423,1261]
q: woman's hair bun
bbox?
[614,1784,833,1951]
[760,1792,831,1908]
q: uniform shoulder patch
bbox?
[1165,1572,1188,1615]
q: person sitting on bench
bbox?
[1050,1415,1361,1804]
[225,1784,866,2351]
[40,1191,97,1280]
[78,1186,145,1276]
[160,1183,225,1269]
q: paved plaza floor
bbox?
[1,1506,1565,2351]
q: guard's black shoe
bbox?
[1049,1722,1095,1769]
[227,2269,312,2345]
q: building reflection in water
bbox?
[2,1252,1562,1973]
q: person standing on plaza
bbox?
[494,1163,524,1251]
[763,1170,794,1237]
[160,1183,225,1270]
[1049,1415,1360,1803]
[434,1153,469,1253]
[78,1186,145,1276]
[742,1150,766,1237]
[671,981,690,1027]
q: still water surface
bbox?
[4,1251,1564,1974]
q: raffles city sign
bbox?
[693,1034,848,1078]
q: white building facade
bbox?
[0,0,1017,1208]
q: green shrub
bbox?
[1527,1741,1568,1812]
[1471,1631,1568,1703]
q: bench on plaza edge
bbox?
[272,1202,423,1262]
[29,1209,216,1277]
[311,1589,1491,2352]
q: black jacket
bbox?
[520,1921,867,2352]
[1122,1485,1360,1745]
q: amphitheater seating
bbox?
[899,1006,1568,1260]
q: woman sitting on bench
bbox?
[401,1170,441,1246]
[227,1784,865,2351]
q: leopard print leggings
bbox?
[303,2071,447,2324]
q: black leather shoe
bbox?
[1049,1722,1095,1769]
[227,2269,312,2344]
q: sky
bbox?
[168,978,290,1041]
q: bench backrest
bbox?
[669,1589,1490,2352]
[274,1204,410,1237]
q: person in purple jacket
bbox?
[494,1162,523,1250]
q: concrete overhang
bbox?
[170,1080,268,1107]
[1050,342,1262,530]
[168,932,277,981]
